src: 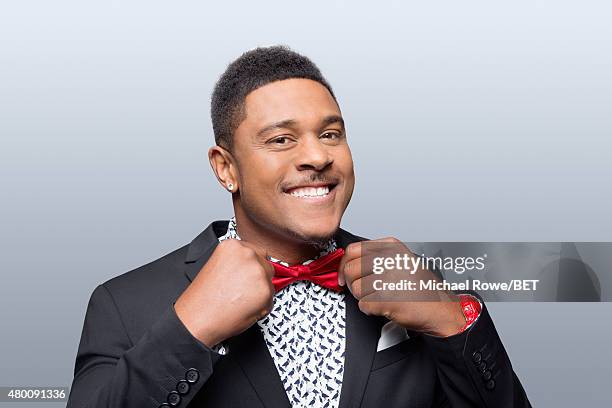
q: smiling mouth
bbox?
[283,183,338,198]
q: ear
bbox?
[208,145,239,193]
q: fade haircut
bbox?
[211,45,336,150]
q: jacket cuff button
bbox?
[177,380,190,395]
[167,391,181,406]
[185,368,200,383]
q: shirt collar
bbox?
[218,216,337,266]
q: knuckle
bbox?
[229,238,243,247]
[358,299,371,315]
[347,242,360,257]
[217,239,232,250]
[351,280,362,298]
[344,261,355,276]
[260,301,273,318]
[343,261,351,275]
[242,246,258,260]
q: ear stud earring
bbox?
[227,183,234,191]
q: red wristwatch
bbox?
[458,294,482,333]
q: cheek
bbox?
[337,152,355,202]
[337,151,355,182]
[335,144,353,166]
[238,158,285,197]
[241,174,277,199]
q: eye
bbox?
[269,136,290,144]
[321,131,341,140]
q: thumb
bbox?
[240,241,274,277]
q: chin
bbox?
[288,220,339,246]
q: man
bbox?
[67,46,531,407]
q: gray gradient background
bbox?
[1,1,611,406]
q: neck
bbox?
[233,208,323,265]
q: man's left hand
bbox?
[338,238,466,337]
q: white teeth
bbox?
[289,186,330,198]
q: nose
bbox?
[296,136,333,171]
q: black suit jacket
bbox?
[67,220,532,408]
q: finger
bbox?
[359,273,381,298]
[240,241,275,278]
[344,251,388,287]
[339,238,409,286]
[338,242,362,286]
[344,258,381,286]
[356,296,388,318]
[342,257,365,290]
[240,240,269,260]
[261,258,276,279]
[258,254,276,279]
[348,273,380,299]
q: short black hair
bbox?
[211,45,336,149]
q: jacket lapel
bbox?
[183,220,226,283]
[183,220,290,408]
[226,325,291,408]
[335,229,386,408]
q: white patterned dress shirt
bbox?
[218,216,346,408]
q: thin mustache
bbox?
[282,174,340,190]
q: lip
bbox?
[282,182,338,205]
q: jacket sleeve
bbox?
[67,284,223,408]
[423,296,532,408]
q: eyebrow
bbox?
[256,119,298,139]
[321,115,345,130]
[256,115,345,139]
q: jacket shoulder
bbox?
[89,244,193,340]
[101,244,190,301]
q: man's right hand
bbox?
[174,239,276,348]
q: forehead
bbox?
[241,78,341,128]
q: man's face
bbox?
[231,78,355,244]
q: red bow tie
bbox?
[268,248,345,292]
